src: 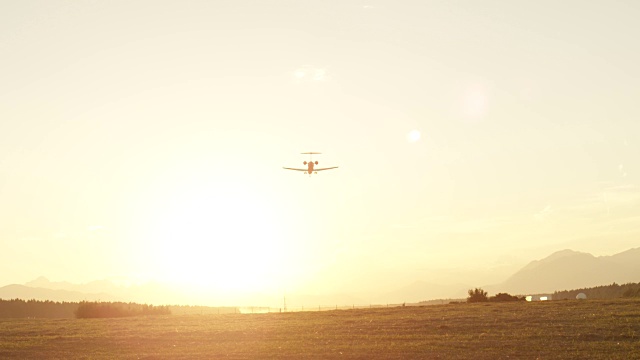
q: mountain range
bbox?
[486,247,640,295]
[0,284,117,302]
[1,247,639,305]
[0,277,190,305]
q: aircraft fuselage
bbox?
[303,161,318,174]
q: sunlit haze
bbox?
[1,1,639,306]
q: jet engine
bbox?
[315,161,318,165]
[303,161,307,165]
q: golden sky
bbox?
[1,1,639,304]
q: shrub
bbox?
[467,288,488,303]
[489,293,524,302]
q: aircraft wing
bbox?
[283,167,307,171]
[315,167,338,171]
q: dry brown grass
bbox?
[1,299,639,359]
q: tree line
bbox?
[0,299,77,318]
[0,298,170,318]
[75,301,170,318]
[553,282,640,300]
[465,282,640,303]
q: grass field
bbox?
[1,299,639,359]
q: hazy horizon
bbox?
[2,1,639,306]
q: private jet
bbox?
[283,152,338,175]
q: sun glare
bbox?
[137,184,289,293]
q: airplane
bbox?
[283,152,338,175]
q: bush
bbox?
[467,288,488,303]
[489,293,524,302]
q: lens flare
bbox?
[406,130,421,143]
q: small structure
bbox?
[576,293,587,300]
[525,294,552,302]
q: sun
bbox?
[137,183,290,293]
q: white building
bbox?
[525,294,552,301]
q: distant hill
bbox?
[25,276,120,294]
[603,247,640,272]
[375,280,470,304]
[0,284,117,302]
[3,277,280,306]
[18,277,193,305]
[487,247,640,295]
